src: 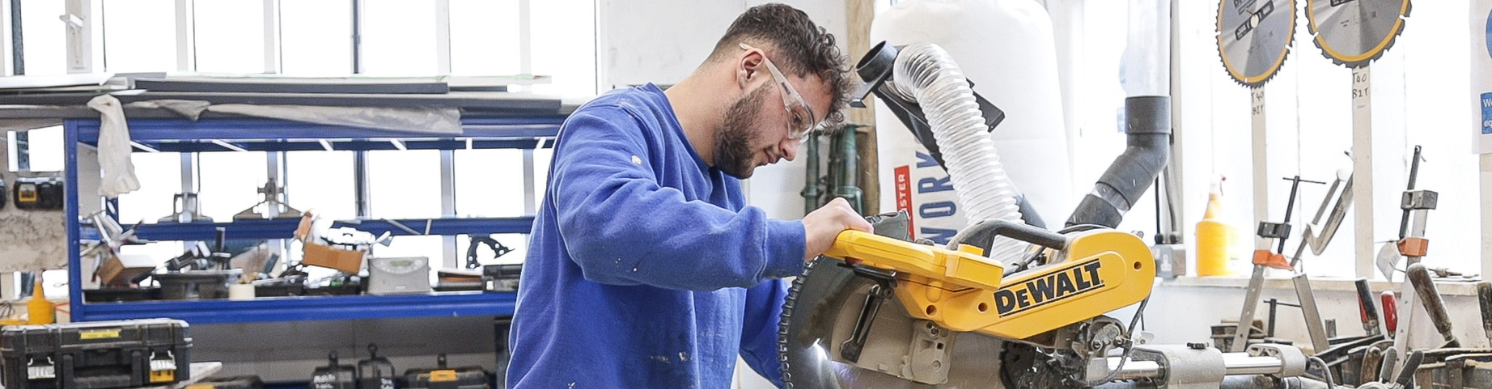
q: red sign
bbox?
[894,165,913,238]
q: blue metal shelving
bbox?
[64,114,557,324]
[75,292,517,324]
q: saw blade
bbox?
[778,259,1007,389]
[1305,0,1411,68]
[1217,0,1297,87]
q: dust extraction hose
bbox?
[888,42,1026,264]
[1065,96,1171,228]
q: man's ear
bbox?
[737,52,764,89]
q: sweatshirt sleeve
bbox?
[738,278,790,387]
[550,109,807,291]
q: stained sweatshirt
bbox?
[506,84,808,389]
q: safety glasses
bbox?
[740,43,820,142]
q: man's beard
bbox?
[713,83,769,178]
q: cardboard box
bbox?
[97,254,157,286]
[302,242,365,273]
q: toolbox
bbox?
[186,375,264,389]
[403,354,488,389]
[311,352,356,389]
[0,318,192,389]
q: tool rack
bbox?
[59,108,566,324]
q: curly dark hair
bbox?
[708,3,850,127]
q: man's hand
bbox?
[802,198,873,261]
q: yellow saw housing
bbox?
[824,229,1155,340]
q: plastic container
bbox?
[1196,179,1231,276]
[404,354,488,389]
[27,276,54,324]
[0,318,192,389]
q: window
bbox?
[192,0,265,73]
[100,0,175,73]
[1172,1,1474,278]
[45,2,595,271]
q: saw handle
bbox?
[1408,263,1458,347]
[1355,279,1380,335]
[954,219,1067,251]
[1478,282,1492,343]
[1381,291,1398,334]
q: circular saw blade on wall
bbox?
[1306,0,1411,68]
[1218,0,1297,87]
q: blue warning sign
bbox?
[1484,92,1492,134]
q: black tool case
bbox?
[188,375,264,389]
[0,318,192,389]
[403,354,488,389]
[311,352,356,389]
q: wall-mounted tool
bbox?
[159,193,211,223]
[1231,176,1327,353]
[234,179,302,220]
[1290,166,1353,269]
[12,177,63,210]
[465,235,513,270]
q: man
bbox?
[507,3,872,388]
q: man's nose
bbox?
[780,138,800,162]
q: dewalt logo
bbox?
[994,260,1104,316]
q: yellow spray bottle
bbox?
[27,272,54,324]
[1196,177,1232,276]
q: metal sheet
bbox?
[0,91,563,112]
[132,78,450,94]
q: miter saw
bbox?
[778,41,1342,389]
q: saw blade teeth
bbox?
[1305,0,1411,68]
[1216,0,1297,87]
[777,257,817,388]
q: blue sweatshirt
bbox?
[507,84,808,389]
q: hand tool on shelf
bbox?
[465,234,514,270]
[1356,278,1383,337]
[1231,175,1328,353]
[1480,282,1492,345]
[1407,263,1459,348]
[233,178,302,220]
[1384,146,1437,368]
